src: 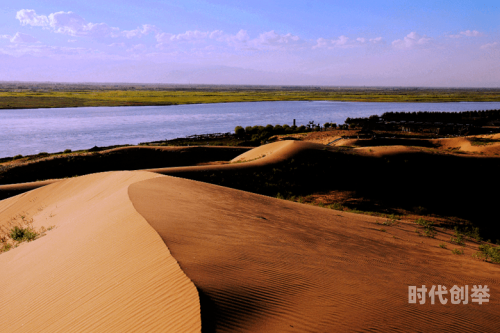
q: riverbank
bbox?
[2,86,500,109]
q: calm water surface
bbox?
[2,101,500,158]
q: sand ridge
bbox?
[0,171,200,332]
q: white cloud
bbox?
[481,42,498,49]
[356,37,383,44]
[313,35,350,49]
[16,9,49,27]
[16,9,117,37]
[369,37,383,44]
[48,11,114,37]
[108,42,126,47]
[392,32,432,49]
[461,30,483,37]
[215,30,250,46]
[254,30,300,46]
[156,30,218,46]
[171,30,210,42]
[121,24,158,38]
[10,32,38,43]
[448,30,484,38]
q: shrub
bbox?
[439,243,447,249]
[273,124,284,134]
[297,125,306,132]
[12,154,23,160]
[414,218,436,238]
[474,244,500,263]
[452,248,464,255]
[450,227,465,245]
[10,226,27,241]
[234,126,245,137]
[63,149,72,154]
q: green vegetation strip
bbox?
[2,89,500,109]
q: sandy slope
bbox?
[0,172,200,332]
[130,176,500,333]
[431,137,500,154]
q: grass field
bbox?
[1,88,500,109]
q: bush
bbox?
[273,124,283,134]
[414,218,436,238]
[234,126,245,137]
[9,226,26,241]
[474,244,500,263]
[450,227,465,245]
[297,125,306,132]
[63,149,72,154]
[12,154,23,160]
[331,123,337,128]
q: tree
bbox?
[234,126,245,137]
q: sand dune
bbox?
[130,175,500,333]
[0,172,200,332]
[1,140,500,332]
[431,137,500,154]
[144,140,327,176]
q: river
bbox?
[2,101,500,158]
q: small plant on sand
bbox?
[450,227,465,246]
[414,218,436,238]
[439,243,447,249]
[0,213,50,254]
[379,228,387,232]
[383,219,397,226]
[328,202,345,211]
[473,244,500,263]
[452,248,464,255]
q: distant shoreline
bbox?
[1,86,500,110]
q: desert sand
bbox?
[0,172,200,332]
[1,142,500,332]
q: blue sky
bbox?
[0,1,499,86]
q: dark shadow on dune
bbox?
[197,287,217,333]
[161,149,500,239]
[0,146,249,185]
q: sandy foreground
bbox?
[1,142,500,332]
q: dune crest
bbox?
[0,171,200,332]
